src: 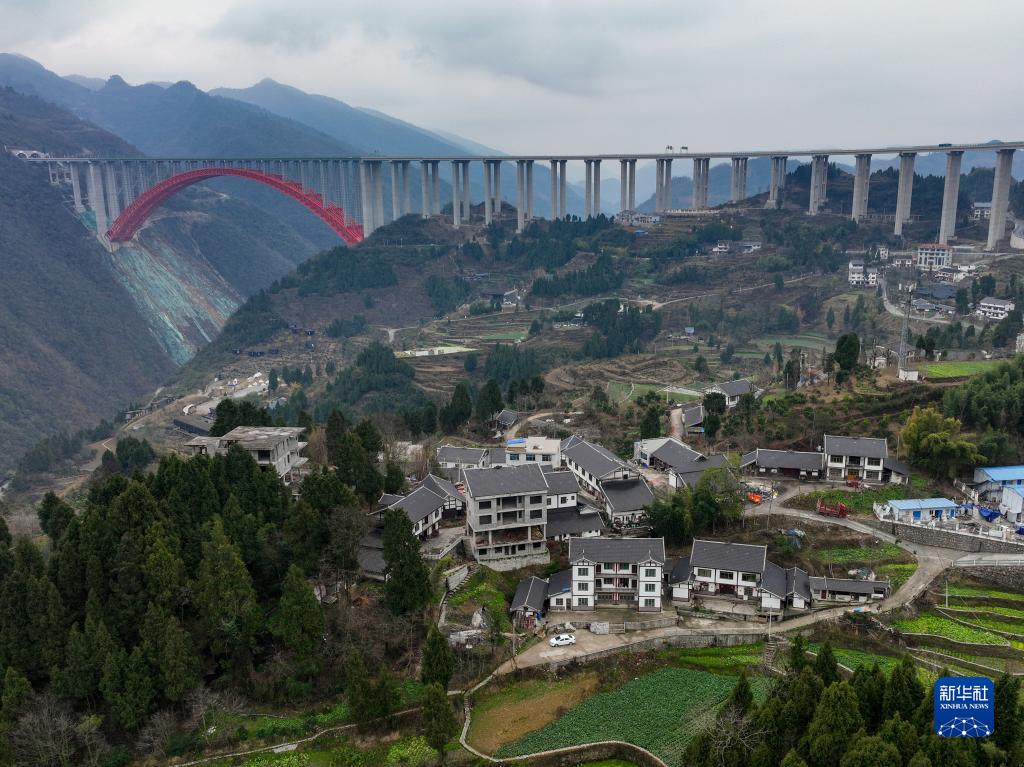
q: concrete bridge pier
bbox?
[420,160,431,218]
[103,162,121,221]
[390,162,402,219]
[86,162,109,235]
[729,156,748,203]
[460,161,471,221]
[120,161,136,206]
[483,161,493,225]
[584,160,593,217]
[628,159,636,210]
[619,159,628,212]
[808,154,829,215]
[525,160,534,220]
[692,157,710,209]
[593,159,601,217]
[493,161,502,218]
[69,163,84,212]
[515,160,526,231]
[768,155,787,208]
[558,160,567,218]
[430,161,441,215]
[938,150,963,244]
[851,153,871,222]
[986,148,1015,251]
[894,152,915,236]
[549,160,559,219]
[451,160,462,227]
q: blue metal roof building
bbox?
[887,497,959,521]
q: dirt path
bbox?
[505,410,559,440]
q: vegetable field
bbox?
[496,668,769,764]
[817,542,904,565]
[921,360,1002,379]
[894,613,1009,646]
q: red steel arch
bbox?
[106,167,364,245]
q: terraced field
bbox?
[497,668,770,765]
[895,612,1009,646]
[921,360,1003,379]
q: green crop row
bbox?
[894,614,1008,646]
[660,643,764,672]
[816,542,904,565]
[497,668,769,765]
[944,584,1024,600]
[875,563,918,590]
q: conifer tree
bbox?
[805,681,864,767]
[37,492,74,543]
[382,509,431,615]
[421,626,455,690]
[100,646,154,731]
[851,662,886,733]
[725,669,754,715]
[882,656,924,721]
[271,565,325,679]
[812,642,839,686]
[422,682,456,764]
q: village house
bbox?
[973,465,1024,501]
[378,485,445,539]
[971,201,993,220]
[418,474,466,519]
[916,243,953,271]
[502,435,562,469]
[561,435,638,498]
[510,576,548,627]
[680,404,705,435]
[824,434,908,484]
[634,437,731,489]
[703,378,760,408]
[491,409,520,433]
[976,297,1016,321]
[185,426,308,485]
[436,445,490,471]
[569,537,666,611]
[999,486,1024,525]
[601,477,656,526]
[876,497,960,524]
[462,464,551,569]
[809,576,890,603]
[740,449,824,480]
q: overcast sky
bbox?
[3,0,1022,158]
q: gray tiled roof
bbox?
[569,537,666,565]
[378,492,405,509]
[546,508,606,537]
[761,561,788,598]
[672,453,731,487]
[883,457,911,477]
[689,539,767,574]
[490,447,507,464]
[705,379,756,398]
[602,477,655,513]
[420,474,464,501]
[511,576,548,613]
[787,567,812,600]
[809,576,890,596]
[682,405,705,427]
[562,437,627,478]
[547,569,572,597]
[669,555,691,584]
[823,435,888,460]
[649,439,704,471]
[743,449,824,472]
[437,445,488,464]
[494,409,519,427]
[390,486,444,524]
[462,464,549,498]
[543,469,581,495]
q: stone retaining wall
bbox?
[862,518,1024,553]
[901,632,1024,660]
[545,630,764,670]
[497,741,667,767]
[959,567,1024,591]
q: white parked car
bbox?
[549,633,576,647]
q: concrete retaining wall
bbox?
[901,632,1024,659]
[959,567,1024,591]
[862,518,1024,553]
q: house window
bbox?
[530,495,543,504]
[644,568,657,578]
[720,571,735,580]
[530,509,543,519]
[526,454,536,461]
[578,582,589,592]
[578,597,589,606]
[561,496,569,504]
[542,454,552,462]
[696,568,712,578]
[741,573,757,583]
[644,583,657,593]
[479,515,492,525]
[509,453,520,461]
[479,500,492,510]
[576,567,589,577]
[643,598,655,607]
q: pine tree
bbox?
[725,670,754,715]
[141,522,186,613]
[883,656,924,721]
[994,673,1022,756]
[826,306,836,332]
[382,509,431,615]
[37,492,74,543]
[268,368,279,392]
[475,379,504,422]
[101,646,154,731]
[422,682,456,764]
[813,642,839,686]
[780,751,808,767]
[421,626,455,690]
[788,635,808,672]
[805,681,864,767]
[283,500,326,575]
[194,518,260,675]
[838,735,901,767]
[639,406,662,439]
[879,713,920,766]
[0,667,32,725]
[271,565,325,678]
[158,614,200,703]
[851,662,886,733]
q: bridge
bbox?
[20,141,1024,250]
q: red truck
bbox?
[816,498,849,518]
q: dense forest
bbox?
[684,636,1023,767]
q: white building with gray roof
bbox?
[569,537,666,611]
[823,434,890,483]
[703,378,761,408]
[462,464,551,569]
[561,435,637,498]
[740,449,825,480]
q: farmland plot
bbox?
[497,668,769,765]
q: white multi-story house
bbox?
[823,434,889,483]
[999,486,1024,525]
[501,436,562,469]
[973,465,1024,501]
[543,469,580,510]
[634,437,730,489]
[462,464,551,569]
[569,537,666,611]
[437,445,490,470]
[185,426,308,485]
[971,201,993,220]
[561,435,637,498]
[381,486,445,540]
[916,243,953,271]
[976,297,1016,321]
[848,260,866,286]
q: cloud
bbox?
[0,0,115,47]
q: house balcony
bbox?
[596,584,637,593]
